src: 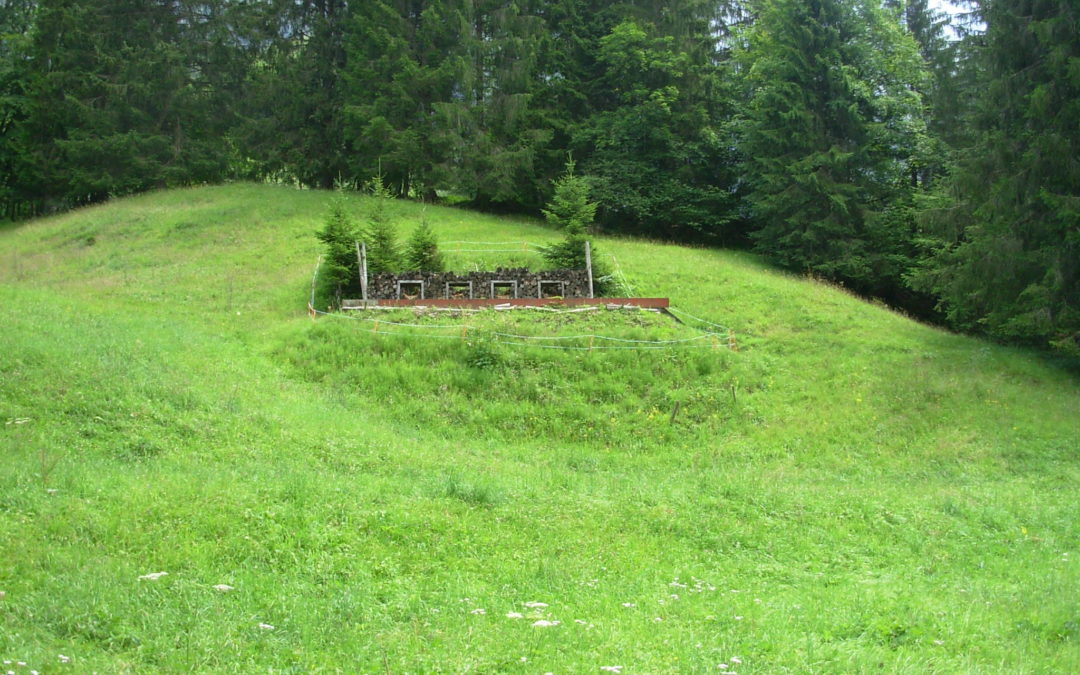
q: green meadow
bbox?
[1,183,1078,673]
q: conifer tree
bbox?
[242,0,350,190]
[577,11,743,241]
[541,160,609,289]
[315,194,360,302]
[10,0,236,210]
[909,0,1080,354]
[404,217,445,272]
[343,0,450,198]
[430,0,553,209]
[739,0,928,298]
[363,175,401,274]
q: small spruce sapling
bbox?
[541,160,611,290]
[315,194,360,304]
[405,216,445,272]
[363,175,401,274]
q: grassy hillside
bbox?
[1,183,1077,673]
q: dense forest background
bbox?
[1,0,1076,355]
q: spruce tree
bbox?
[430,0,553,209]
[739,0,929,299]
[12,0,236,210]
[343,0,463,199]
[541,159,610,291]
[576,11,743,241]
[909,0,1080,354]
[363,175,401,274]
[404,218,445,272]
[315,194,360,302]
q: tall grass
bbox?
[0,184,1077,673]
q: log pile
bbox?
[368,268,591,300]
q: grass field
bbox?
[1,183,1078,673]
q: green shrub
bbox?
[463,331,503,370]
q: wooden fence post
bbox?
[585,240,594,298]
[357,241,369,302]
[309,254,322,319]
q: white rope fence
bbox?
[667,306,730,332]
[306,256,741,352]
[443,241,547,247]
[442,240,547,254]
[308,307,735,352]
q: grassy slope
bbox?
[0,183,1077,673]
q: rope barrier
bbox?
[311,309,731,351]
[492,331,715,344]
[315,308,716,342]
[306,257,739,352]
[667,306,730,332]
[446,249,541,253]
[496,340,719,352]
[313,308,468,329]
[443,241,546,247]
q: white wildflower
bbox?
[58,655,70,663]
[933,639,944,646]
[470,608,486,615]
[524,601,548,608]
[257,622,274,631]
[669,594,679,600]
[575,619,588,625]
[532,619,560,627]
[653,617,663,622]
[506,612,524,619]
[730,657,742,664]
[45,489,58,495]
[621,602,635,608]
[17,663,26,667]
[600,667,622,673]
[520,657,527,663]
[138,571,168,581]
[719,665,728,670]
[734,615,743,621]
[212,584,234,592]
